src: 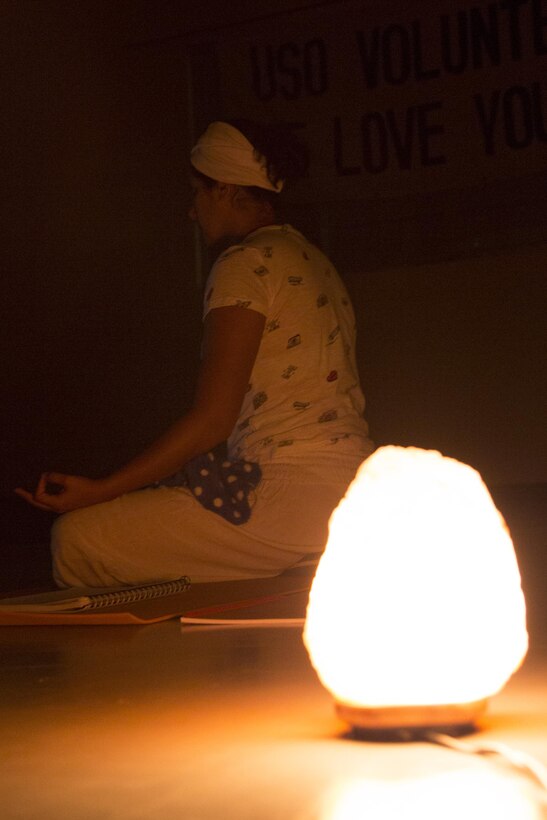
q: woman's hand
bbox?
[15,472,114,514]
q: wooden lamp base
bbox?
[336,699,488,738]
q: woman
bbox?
[16,120,374,587]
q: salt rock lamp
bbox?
[303,446,528,732]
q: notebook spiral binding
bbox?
[84,577,191,610]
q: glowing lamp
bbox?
[303,446,528,732]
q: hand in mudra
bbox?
[15,472,112,513]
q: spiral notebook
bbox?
[0,565,316,626]
[0,577,191,624]
[0,577,191,613]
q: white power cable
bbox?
[427,731,547,800]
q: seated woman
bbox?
[16,120,374,587]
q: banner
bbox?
[214,0,547,201]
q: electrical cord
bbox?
[426,731,547,801]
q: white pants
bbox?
[51,461,359,587]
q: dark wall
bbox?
[2,0,546,517]
[2,1,202,497]
[349,248,546,485]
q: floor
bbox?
[0,620,546,819]
[1,485,546,818]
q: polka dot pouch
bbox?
[156,446,262,525]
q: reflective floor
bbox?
[1,485,546,818]
[1,616,546,819]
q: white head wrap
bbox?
[190,121,284,192]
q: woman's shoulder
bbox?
[210,242,265,279]
[243,224,328,266]
[210,225,337,289]
[243,223,306,248]
[206,238,274,294]
[210,225,307,271]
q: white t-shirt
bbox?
[203,224,374,466]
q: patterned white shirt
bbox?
[203,224,373,466]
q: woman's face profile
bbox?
[188,176,229,246]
